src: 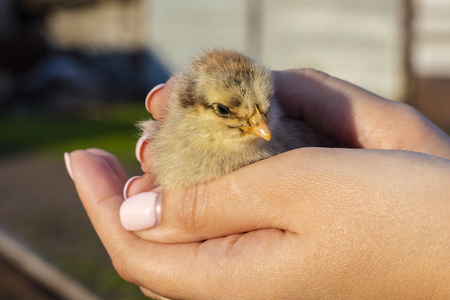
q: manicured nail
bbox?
[145,83,165,113]
[120,191,162,231]
[123,176,141,199]
[135,134,150,164]
[64,152,74,180]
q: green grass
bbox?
[0,104,151,162]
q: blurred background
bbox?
[0,0,449,299]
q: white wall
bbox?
[144,0,405,100]
[412,0,450,77]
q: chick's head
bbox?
[176,50,274,143]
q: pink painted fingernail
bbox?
[123,176,141,199]
[64,152,74,180]
[135,133,150,164]
[145,83,165,113]
[120,191,162,231]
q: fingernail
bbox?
[64,152,74,180]
[135,134,150,164]
[120,191,162,231]
[145,83,165,113]
[123,176,141,199]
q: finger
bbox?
[84,148,129,183]
[273,68,402,148]
[146,77,177,121]
[123,174,155,199]
[145,83,165,114]
[135,134,149,165]
[125,147,449,244]
[123,147,361,242]
[70,150,134,242]
[274,69,450,157]
[135,134,155,174]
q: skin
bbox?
[68,69,450,300]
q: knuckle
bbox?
[301,68,331,80]
[174,184,210,234]
[397,101,420,118]
[110,248,137,284]
[393,102,427,128]
[111,257,132,283]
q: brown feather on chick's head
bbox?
[175,49,274,142]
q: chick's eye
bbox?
[212,103,231,118]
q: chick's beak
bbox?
[240,108,271,141]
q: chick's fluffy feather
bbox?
[140,50,327,188]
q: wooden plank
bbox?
[0,227,103,300]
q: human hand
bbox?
[67,148,450,299]
[67,69,450,299]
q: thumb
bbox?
[121,147,356,243]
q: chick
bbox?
[139,49,330,189]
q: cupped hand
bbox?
[68,148,450,299]
[68,69,450,299]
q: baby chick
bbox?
[139,49,330,189]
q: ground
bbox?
[0,104,150,300]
